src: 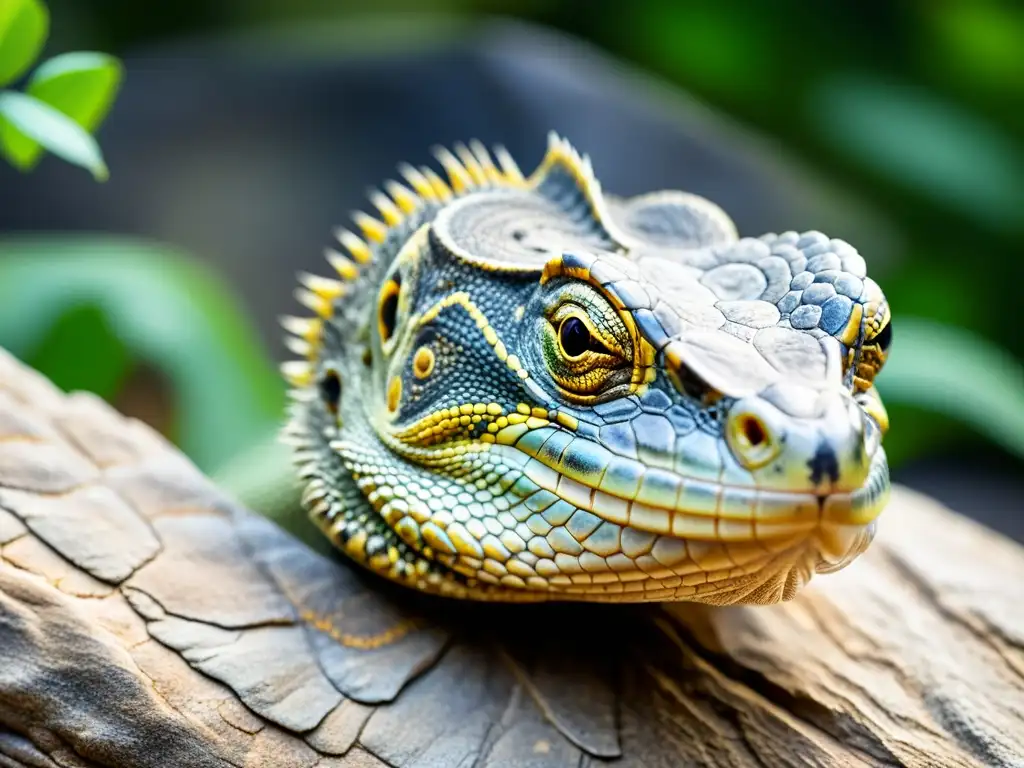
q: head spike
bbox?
[285,387,316,404]
[280,315,322,344]
[323,248,358,281]
[384,180,420,214]
[526,133,613,221]
[454,142,488,186]
[580,152,596,181]
[285,336,313,357]
[421,166,453,201]
[281,360,314,387]
[493,145,524,183]
[368,189,403,227]
[333,228,373,265]
[432,146,473,194]
[298,271,345,301]
[295,287,333,318]
[469,140,502,184]
[399,163,437,201]
[352,211,388,244]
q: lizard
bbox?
[280,133,893,605]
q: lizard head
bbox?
[283,134,892,605]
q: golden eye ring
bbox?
[541,306,633,402]
[557,315,602,358]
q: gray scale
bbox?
[801,283,836,305]
[790,304,822,330]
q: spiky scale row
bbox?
[384,180,420,214]
[334,229,373,265]
[281,360,315,387]
[433,146,475,194]
[324,248,358,281]
[278,134,575,390]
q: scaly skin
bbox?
[281,134,893,605]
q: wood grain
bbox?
[1,346,1021,767]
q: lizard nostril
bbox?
[726,408,780,470]
[742,416,766,447]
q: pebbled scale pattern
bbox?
[280,133,892,605]
[0,347,1019,767]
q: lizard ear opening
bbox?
[378,274,401,346]
[317,368,342,413]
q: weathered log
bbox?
[1,345,1021,768]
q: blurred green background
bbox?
[1,0,1022,538]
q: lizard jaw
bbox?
[490,438,889,539]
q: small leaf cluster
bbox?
[0,0,121,179]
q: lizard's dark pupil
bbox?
[560,317,591,358]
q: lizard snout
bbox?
[725,388,873,496]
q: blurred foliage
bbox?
[0,237,285,472]
[2,0,1023,481]
[0,0,121,179]
[877,319,1024,465]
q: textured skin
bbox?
[2,347,1023,768]
[282,134,894,604]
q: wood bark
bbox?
[0,346,1021,768]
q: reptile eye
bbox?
[378,275,401,345]
[318,369,341,413]
[558,316,610,358]
[854,310,892,392]
[874,321,892,353]
[541,296,634,404]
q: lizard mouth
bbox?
[489,443,890,545]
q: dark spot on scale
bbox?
[808,441,840,486]
[365,535,388,558]
[318,369,342,412]
[339,521,360,544]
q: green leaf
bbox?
[28,303,131,399]
[627,4,776,97]
[0,51,122,170]
[809,73,1024,234]
[876,318,1024,461]
[925,2,1024,96]
[0,91,107,179]
[0,236,286,473]
[0,0,47,86]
